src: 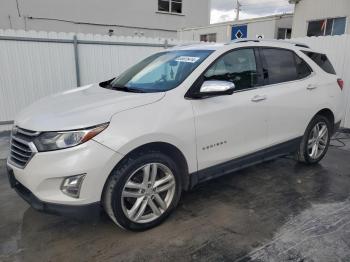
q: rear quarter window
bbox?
[301,51,336,75]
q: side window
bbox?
[301,51,336,75]
[204,49,258,91]
[262,48,298,85]
[295,55,312,79]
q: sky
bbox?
[211,0,294,24]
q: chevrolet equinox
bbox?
[7,40,345,231]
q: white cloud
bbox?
[210,0,294,24]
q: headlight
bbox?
[34,123,108,152]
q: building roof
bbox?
[179,13,294,32]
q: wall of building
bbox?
[0,0,210,38]
[177,14,293,42]
[292,0,350,37]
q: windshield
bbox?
[106,50,213,92]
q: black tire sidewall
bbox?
[109,152,182,231]
[302,115,331,164]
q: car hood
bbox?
[15,84,165,131]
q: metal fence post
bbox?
[73,35,81,87]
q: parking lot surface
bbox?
[1,135,350,262]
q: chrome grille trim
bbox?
[8,127,39,169]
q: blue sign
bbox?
[231,25,248,40]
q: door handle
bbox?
[306,84,318,90]
[251,95,267,102]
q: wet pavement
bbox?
[1,136,350,262]
[0,131,10,160]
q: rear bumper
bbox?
[7,167,101,221]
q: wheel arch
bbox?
[314,108,335,132]
[102,142,191,202]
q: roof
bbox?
[170,39,310,52]
[170,43,225,51]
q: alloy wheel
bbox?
[121,163,176,223]
[307,122,328,160]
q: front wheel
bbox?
[103,152,182,231]
[296,115,331,164]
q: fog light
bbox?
[60,174,86,198]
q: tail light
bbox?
[337,78,344,90]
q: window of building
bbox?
[307,17,346,37]
[302,51,336,75]
[158,0,182,14]
[200,33,217,42]
[204,49,258,91]
[277,28,292,39]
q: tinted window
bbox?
[302,51,336,75]
[295,55,312,79]
[262,48,298,84]
[204,49,258,91]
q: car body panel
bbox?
[14,84,165,131]
[7,140,123,205]
[7,41,346,212]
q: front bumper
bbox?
[7,167,101,220]
[7,139,123,210]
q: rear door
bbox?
[259,47,320,146]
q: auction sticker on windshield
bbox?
[175,56,200,63]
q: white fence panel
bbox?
[0,30,77,123]
[292,35,350,128]
[78,34,164,85]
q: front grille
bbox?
[9,127,40,169]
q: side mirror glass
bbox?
[199,80,235,97]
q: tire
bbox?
[296,115,331,164]
[102,151,182,231]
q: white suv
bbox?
[7,40,345,231]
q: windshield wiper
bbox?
[111,85,146,93]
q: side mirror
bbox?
[198,80,235,98]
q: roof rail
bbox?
[229,38,310,49]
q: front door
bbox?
[191,48,269,171]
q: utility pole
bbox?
[235,0,241,21]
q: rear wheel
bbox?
[296,115,331,164]
[103,152,182,231]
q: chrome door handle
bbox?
[251,95,267,102]
[307,84,318,90]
